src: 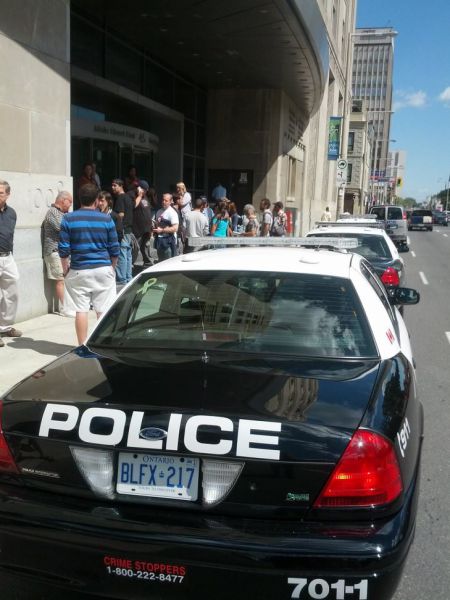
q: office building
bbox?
[0,0,356,320]
[351,27,397,202]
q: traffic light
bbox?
[396,177,403,187]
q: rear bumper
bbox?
[0,476,419,600]
[409,220,432,229]
[388,231,407,243]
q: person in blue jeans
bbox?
[111,179,134,285]
[153,193,179,262]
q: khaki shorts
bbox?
[64,266,116,313]
[44,252,64,280]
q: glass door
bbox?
[93,140,118,192]
[133,149,153,184]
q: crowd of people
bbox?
[0,165,290,347]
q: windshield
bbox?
[308,232,391,259]
[89,271,377,358]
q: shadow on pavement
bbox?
[6,337,74,356]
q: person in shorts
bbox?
[42,190,74,315]
[58,184,120,345]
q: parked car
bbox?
[369,205,408,250]
[432,209,448,226]
[0,238,423,600]
[307,222,406,289]
[408,208,433,231]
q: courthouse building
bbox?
[0,0,356,320]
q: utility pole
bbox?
[446,176,450,211]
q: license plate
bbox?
[387,221,398,229]
[117,453,200,501]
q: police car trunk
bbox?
[0,245,405,519]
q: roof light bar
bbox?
[187,236,359,249]
[339,214,378,220]
[314,221,386,229]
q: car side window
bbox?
[360,261,398,332]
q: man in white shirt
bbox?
[185,198,209,252]
[153,193,179,262]
[321,206,332,222]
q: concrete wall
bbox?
[0,0,71,320]
[207,89,282,203]
[207,88,308,229]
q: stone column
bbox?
[0,0,72,319]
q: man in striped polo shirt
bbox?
[59,184,120,345]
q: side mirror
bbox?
[388,286,420,306]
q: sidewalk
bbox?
[0,312,96,396]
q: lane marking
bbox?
[419,271,429,285]
[446,332,450,346]
[444,233,448,238]
[411,250,416,257]
[407,236,411,245]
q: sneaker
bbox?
[0,338,4,347]
[55,309,76,318]
[2,328,22,337]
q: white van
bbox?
[369,205,408,251]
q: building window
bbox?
[348,132,355,153]
[347,163,353,184]
[287,157,297,198]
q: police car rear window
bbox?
[309,232,391,259]
[90,271,377,358]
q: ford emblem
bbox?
[139,427,168,441]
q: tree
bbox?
[395,196,418,208]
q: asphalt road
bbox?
[3,229,450,599]
[392,227,450,600]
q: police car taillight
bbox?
[0,401,19,473]
[381,267,400,286]
[314,430,403,508]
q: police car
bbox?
[0,238,423,600]
[307,218,405,289]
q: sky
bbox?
[356,0,450,201]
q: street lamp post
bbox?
[446,176,450,211]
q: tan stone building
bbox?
[0,0,356,319]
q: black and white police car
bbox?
[0,237,423,600]
[307,217,406,289]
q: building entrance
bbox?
[72,118,158,202]
[208,169,253,212]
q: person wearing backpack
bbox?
[271,201,288,237]
[260,198,273,237]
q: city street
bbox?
[1,229,449,599]
[392,228,450,600]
